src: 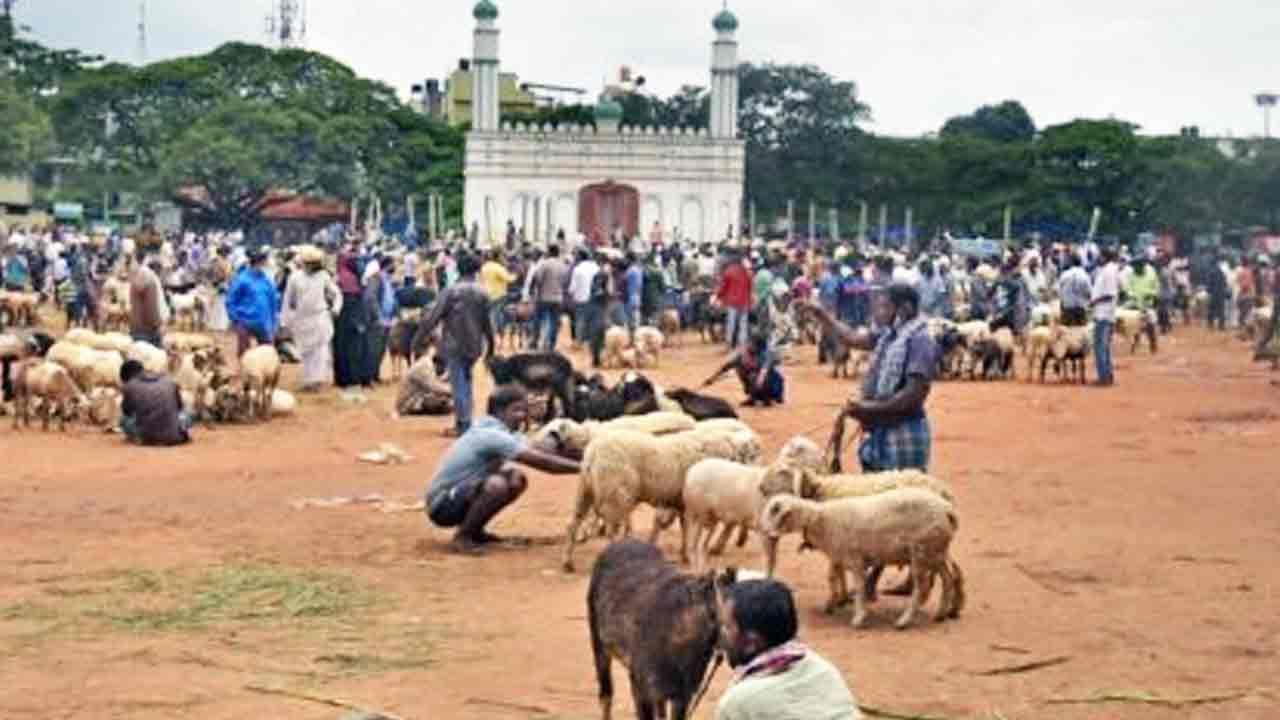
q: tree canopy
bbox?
[50,42,462,230]
[941,101,1036,144]
[0,75,53,176]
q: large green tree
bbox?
[53,42,460,231]
[0,75,52,175]
[737,62,872,215]
[941,100,1036,144]
[1030,119,1147,235]
[1,11,101,97]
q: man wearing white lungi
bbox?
[282,246,342,391]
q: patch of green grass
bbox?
[88,564,375,631]
[1,563,439,678]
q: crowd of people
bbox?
[5,221,1279,409]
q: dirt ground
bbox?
[2,323,1278,720]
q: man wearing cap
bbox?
[226,246,282,361]
[807,283,939,473]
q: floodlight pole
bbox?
[1256,93,1278,139]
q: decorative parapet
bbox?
[483,123,725,141]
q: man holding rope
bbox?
[805,283,939,600]
[806,283,939,474]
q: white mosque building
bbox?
[462,0,745,247]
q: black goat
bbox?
[570,372,659,422]
[688,291,725,344]
[485,352,576,420]
[969,338,1013,381]
[663,387,738,420]
[935,328,965,379]
[588,540,736,720]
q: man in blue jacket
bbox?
[226,246,281,360]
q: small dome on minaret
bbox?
[712,7,739,33]
[473,0,499,22]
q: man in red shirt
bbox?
[717,247,753,349]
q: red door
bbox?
[578,181,639,243]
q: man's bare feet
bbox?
[447,536,487,555]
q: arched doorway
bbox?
[578,181,639,243]
[680,197,704,245]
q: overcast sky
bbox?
[16,0,1280,138]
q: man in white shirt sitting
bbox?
[717,579,861,720]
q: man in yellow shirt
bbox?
[1125,256,1160,353]
[480,250,515,301]
[480,250,516,337]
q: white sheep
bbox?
[562,427,746,572]
[99,301,130,331]
[759,490,965,629]
[270,388,297,417]
[10,360,88,431]
[1024,324,1056,381]
[1113,307,1156,354]
[1252,304,1274,340]
[1043,323,1091,383]
[770,466,956,505]
[46,341,124,391]
[128,341,169,375]
[955,320,992,376]
[531,412,697,456]
[87,387,122,428]
[1190,288,1210,321]
[758,466,958,602]
[1029,301,1061,327]
[97,332,135,356]
[164,332,218,353]
[602,327,631,368]
[690,418,762,464]
[62,328,100,347]
[238,344,281,421]
[682,436,826,573]
[634,326,665,365]
[169,290,205,331]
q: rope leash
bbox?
[688,651,724,717]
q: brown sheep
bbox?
[11,360,87,431]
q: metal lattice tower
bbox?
[136,1,148,64]
[265,0,306,48]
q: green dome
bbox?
[594,97,624,121]
[713,8,738,32]
[473,0,498,21]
